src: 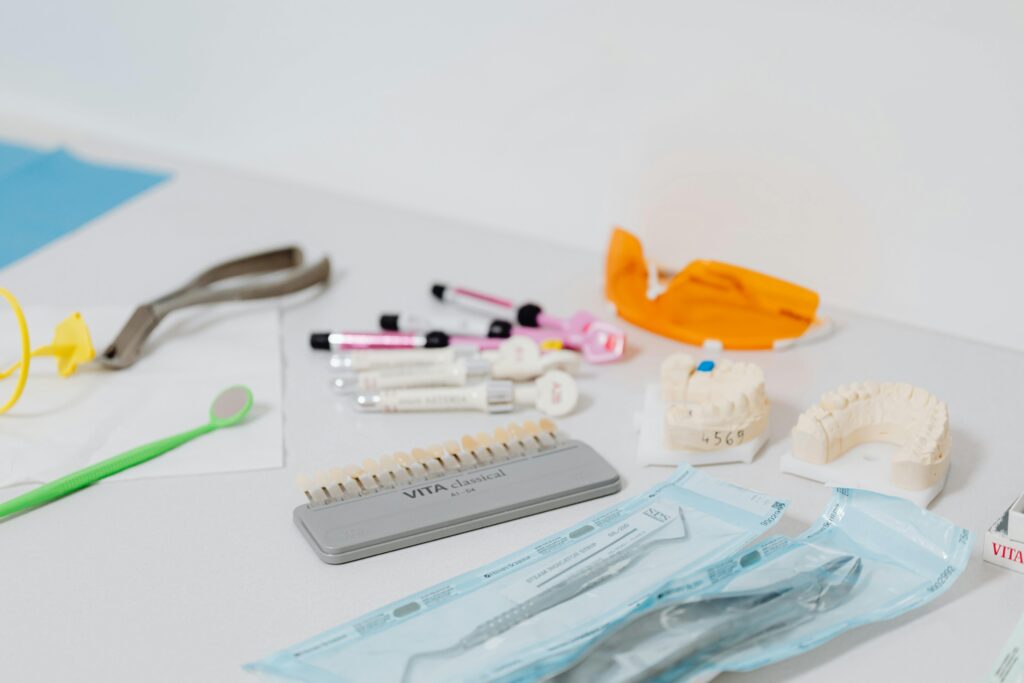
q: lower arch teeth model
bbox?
[660,354,770,451]
[790,382,950,491]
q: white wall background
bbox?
[1,1,1022,349]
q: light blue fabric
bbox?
[0,141,168,269]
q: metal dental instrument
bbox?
[101,246,330,369]
[401,509,688,683]
[541,555,863,683]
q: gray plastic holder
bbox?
[294,440,621,564]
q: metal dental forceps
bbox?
[543,555,863,683]
[100,246,330,369]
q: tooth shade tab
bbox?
[789,381,950,491]
[298,421,563,505]
[476,431,509,462]
[509,422,539,454]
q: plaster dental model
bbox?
[780,382,951,507]
[635,354,770,466]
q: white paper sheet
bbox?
[0,304,283,487]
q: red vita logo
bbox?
[993,542,1024,564]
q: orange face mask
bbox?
[605,227,822,350]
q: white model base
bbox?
[635,385,768,467]
[778,441,948,508]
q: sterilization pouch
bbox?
[500,488,972,683]
[247,466,788,682]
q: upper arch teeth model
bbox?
[790,382,950,491]
[660,354,770,451]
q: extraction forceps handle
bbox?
[100,246,330,369]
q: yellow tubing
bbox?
[0,288,31,414]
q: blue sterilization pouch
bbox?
[498,488,972,683]
[247,466,788,682]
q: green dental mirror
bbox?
[0,385,254,520]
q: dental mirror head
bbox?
[209,385,254,427]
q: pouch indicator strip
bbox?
[294,419,621,564]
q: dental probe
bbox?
[401,511,688,683]
[541,555,863,683]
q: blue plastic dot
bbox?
[697,360,715,372]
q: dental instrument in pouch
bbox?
[353,369,578,416]
[293,419,621,564]
[430,284,626,363]
[540,555,863,683]
[401,511,690,683]
[0,386,253,519]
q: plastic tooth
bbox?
[893,383,914,399]
[512,422,540,452]
[863,381,880,395]
[821,392,847,410]
[735,393,751,412]
[508,423,538,454]
[462,434,492,465]
[342,464,365,493]
[665,404,690,426]
[493,427,523,458]
[443,440,471,469]
[795,414,819,435]
[475,432,508,462]
[353,461,379,493]
[378,455,407,485]
[395,451,427,481]
[538,418,562,443]
[431,444,461,471]
[523,420,556,448]
[314,471,334,503]
[297,475,316,504]
[329,467,355,498]
[363,458,394,488]
[722,400,735,417]
[413,447,445,476]
[342,463,362,476]
[661,354,695,383]
[909,387,934,408]
[807,405,828,420]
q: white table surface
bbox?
[1,123,1021,682]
